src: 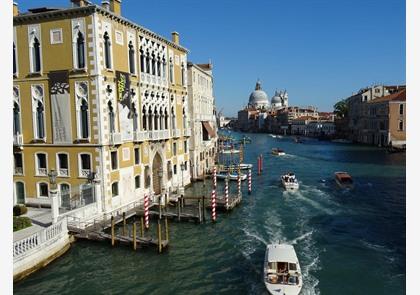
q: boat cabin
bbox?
[335,172,353,184]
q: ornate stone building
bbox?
[13,0,191,213]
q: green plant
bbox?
[13,204,28,216]
[13,216,32,232]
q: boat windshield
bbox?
[288,275,299,285]
[341,177,353,184]
[289,263,297,271]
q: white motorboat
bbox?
[331,139,352,144]
[216,173,247,181]
[264,243,303,295]
[239,163,253,170]
[219,149,240,154]
[281,173,299,191]
[272,148,286,156]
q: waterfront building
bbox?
[362,89,406,147]
[187,62,217,179]
[346,84,405,143]
[13,0,191,212]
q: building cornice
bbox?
[13,4,189,53]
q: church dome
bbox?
[249,80,269,107]
[271,91,282,104]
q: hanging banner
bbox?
[116,71,134,141]
[49,71,72,143]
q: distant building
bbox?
[187,62,217,179]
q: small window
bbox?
[38,182,49,197]
[115,31,123,45]
[184,140,188,153]
[172,142,177,156]
[398,120,404,131]
[134,147,140,165]
[36,153,47,169]
[111,151,118,170]
[112,182,119,197]
[50,29,63,44]
[399,104,404,115]
[79,153,91,177]
[58,153,69,173]
[135,175,140,189]
[173,164,177,175]
[14,153,23,175]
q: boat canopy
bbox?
[267,244,298,263]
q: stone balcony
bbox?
[109,132,122,145]
[13,133,23,148]
[133,131,148,142]
[171,129,181,138]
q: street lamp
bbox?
[48,169,59,224]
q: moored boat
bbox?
[264,243,303,295]
[219,149,240,154]
[281,172,299,191]
[216,172,247,181]
[334,171,354,188]
[272,148,286,156]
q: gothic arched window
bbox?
[13,43,17,75]
[36,101,45,139]
[151,53,156,75]
[77,32,85,69]
[140,49,145,73]
[13,102,21,136]
[142,106,147,130]
[80,99,89,138]
[128,41,135,74]
[32,37,41,72]
[132,103,138,132]
[145,51,150,74]
[104,32,111,69]
[157,56,161,77]
[108,101,115,133]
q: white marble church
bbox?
[248,80,288,111]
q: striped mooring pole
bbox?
[260,154,263,172]
[211,188,216,222]
[237,170,242,196]
[248,168,252,194]
[213,166,217,188]
[225,177,229,209]
[144,194,149,229]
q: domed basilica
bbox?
[248,80,288,111]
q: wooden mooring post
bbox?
[140,217,144,237]
[157,220,162,253]
[198,199,202,223]
[165,217,169,242]
[177,199,181,221]
[132,222,137,250]
[159,196,162,219]
[122,212,126,236]
[202,195,206,222]
[111,216,115,246]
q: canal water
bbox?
[14,132,406,295]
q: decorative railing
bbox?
[37,168,47,176]
[58,168,69,177]
[80,169,91,178]
[134,131,148,142]
[183,128,191,137]
[14,167,23,175]
[13,218,67,260]
[109,132,122,145]
[172,129,181,138]
[13,134,23,147]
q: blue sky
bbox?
[20,0,406,117]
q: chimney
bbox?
[171,31,179,45]
[109,0,121,15]
[13,2,19,16]
[101,0,110,10]
[71,0,88,7]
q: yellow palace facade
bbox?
[13,0,191,213]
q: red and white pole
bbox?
[258,156,261,175]
[260,154,263,172]
[237,172,242,196]
[225,177,229,208]
[248,168,252,194]
[144,194,149,229]
[213,166,217,188]
[211,189,216,222]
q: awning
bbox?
[202,121,216,138]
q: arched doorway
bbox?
[152,153,163,195]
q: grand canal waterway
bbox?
[14,132,406,295]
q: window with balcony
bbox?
[135,175,140,189]
[128,41,135,74]
[111,151,118,170]
[36,153,47,176]
[103,32,112,69]
[134,147,140,165]
[162,57,166,78]
[13,101,21,136]
[157,56,161,76]
[76,31,85,69]
[57,153,69,177]
[132,103,138,132]
[145,51,150,74]
[79,153,91,177]
[151,53,156,75]
[14,153,23,175]
[169,58,174,83]
[112,182,119,197]
[38,182,49,198]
